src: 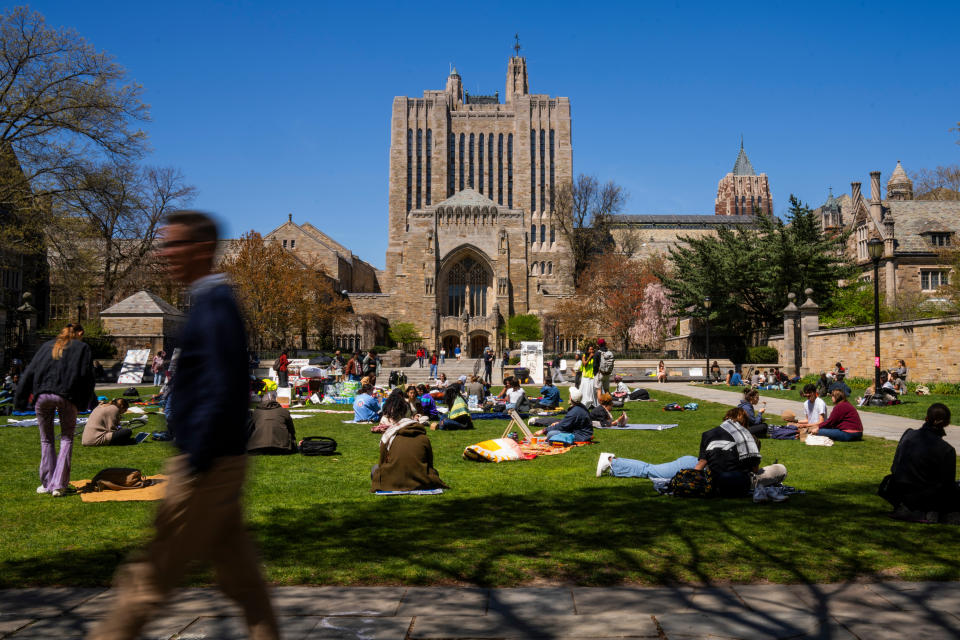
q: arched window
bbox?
[497,134,504,205]
[540,261,546,275]
[458,133,465,191]
[531,224,536,246]
[549,129,555,212]
[416,128,422,209]
[447,257,487,317]
[507,133,513,208]
[447,133,455,197]
[548,261,553,275]
[426,129,432,205]
[406,129,412,211]
[530,129,536,212]
[540,129,545,213]
[469,133,475,188]
[468,260,487,316]
[550,225,556,244]
[478,133,484,194]
[488,133,494,196]
[540,224,546,243]
[447,262,465,316]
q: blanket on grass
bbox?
[518,439,593,458]
[3,417,89,428]
[70,474,167,502]
[595,423,678,431]
[470,412,530,420]
[374,489,444,495]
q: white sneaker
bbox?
[36,485,50,494]
[766,486,788,503]
[596,452,615,477]
[753,486,770,503]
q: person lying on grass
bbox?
[807,389,863,442]
[371,395,448,493]
[597,407,787,501]
[590,393,627,428]
[532,385,593,442]
[82,398,147,446]
[434,385,474,431]
[880,402,960,524]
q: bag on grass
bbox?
[546,432,575,445]
[683,402,699,411]
[915,385,930,396]
[629,388,650,401]
[610,397,625,408]
[463,438,524,462]
[667,468,714,498]
[90,467,148,491]
[769,425,799,440]
[663,402,684,411]
[299,436,337,456]
[122,387,140,397]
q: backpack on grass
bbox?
[667,468,714,498]
[90,467,149,491]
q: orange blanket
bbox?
[70,474,168,502]
[518,440,592,458]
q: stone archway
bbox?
[438,246,494,320]
[441,333,461,356]
[468,331,490,358]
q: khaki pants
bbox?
[752,463,787,489]
[88,455,278,640]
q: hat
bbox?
[597,338,606,346]
[781,409,796,422]
[458,375,467,383]
[569,386,583,403]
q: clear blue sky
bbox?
[33,0,960,269]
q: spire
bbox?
[732,140,755,176]
[513,33,522,57]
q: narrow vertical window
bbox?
[497,134,504,205]
[549,129,555,212]
[416,128,422,209]
[488,134,494,196]
[478,133,484,194]
[531,224,536,246]
[406,129,412,211]
[447,133,455,197]
[539,129,545,213]
[548,261,553,275]
[507,133,513,208]
[530,129,536,212]
[550,225,555,244]
[426,129,432,205]
[540,224,545,243]
[459,133,465,191]
[468,133,475,188]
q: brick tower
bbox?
[715,139,773,216]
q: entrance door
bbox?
[469,334,489,358]
[442,335,460,355]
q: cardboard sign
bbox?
[117,349,151,384]
[520,342,545,385]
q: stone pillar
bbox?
[884,219,896,302]
[798,289,820,376]
[782,293,799,376]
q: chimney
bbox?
[870,171,882,203]
[851,182,861,203]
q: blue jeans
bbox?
[430,364,438,378]
[610,455,698,479]
[817,428,862,442]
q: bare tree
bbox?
[912,165,960,201]
[554,173,627,284]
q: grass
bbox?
[1,385,958,588]
[698,383,960,423]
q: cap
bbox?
[569,386,583,403]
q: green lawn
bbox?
[698,384,960,423]
[1,385,958,588]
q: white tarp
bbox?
[117,349,151,384]
[520,341,544,385]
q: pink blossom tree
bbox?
[628,282,676,350]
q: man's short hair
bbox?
[164,210,219,243]
[803,383,817,395]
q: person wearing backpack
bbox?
[274,350,289,388]
[594,338,615,394]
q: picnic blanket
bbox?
[470,412,530,420]
[3,417,89,428]
[342,420,376,425]
[518,440,593,458]
[374,489,444,496]
[70,474,167,502]
[595,423,678,431]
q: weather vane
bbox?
[513,33,521,56]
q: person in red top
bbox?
[416,347,425,368]
[276,350,289,388]
[811,389,863,441]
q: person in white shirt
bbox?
[799,383,828,426]
[505,378,529,412]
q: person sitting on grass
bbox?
[352,384,381,423]
[533,385,593,442]
[81,398,147,446]
[737,388,768,440]
[464,375,486,405]
[590,393,628,428]
[879,403,960,524]
[793,383,827,428]
[729,369,742,386]
[816,372,831,398]
[371,397,448,493]
[505,377,530,412]
[373,389,428,434]
[417,383,440,419]
[435,385,474,430]
[889,370,908,395]
[538,377,561,409]
[808,389,863,442]
[828,372,852,397]
[404,385,425,418]
[246,391,297,454]
[613,375,631,398]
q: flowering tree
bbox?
[629,282,676,350]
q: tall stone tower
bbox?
[715,140,773,216]
[887,160,914,200]
[375,48,574,356]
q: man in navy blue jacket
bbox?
[91,211,278,640]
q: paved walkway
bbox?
[2,582,959,639]
[638,382,960,450]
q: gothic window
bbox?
[488,134,494,196]
[734,199,739,215]
[757,195,762,212]
[416,128,422,209]
[459,133,465,191]
[549,129,555,212]
[469,133,475,188]
[497,134,504,205]
[507,133,513,208]
[426,129,432,205]
[468,261,487,316]
[548,261,553,275]
[530,129,536,212]
[540,129,545,213]
[540,261,546,275]
[478,133,484,193]
[447,133,455,197]
[406,129,412,211]
[540,224,545,244]
[550,225,556,244]
[530,224,536,246]
[447,262,465,316]
[930,233,952,247]
[447,258,488,316]
[750,195,755,213]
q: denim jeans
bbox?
[610,455,699,480]
[816,428,862,442]
[430,364,438,378]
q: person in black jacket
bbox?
[91,211,279,640]
[736,388,768,439]
[534,385,594,442]
[15,323,94,497]
[880,403,960,523]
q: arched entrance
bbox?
[441,334,461,355]
[469,333,489,358]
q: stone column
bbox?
[782,293,799,376]
[798,289,820,376]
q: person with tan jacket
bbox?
[81,399,144,446]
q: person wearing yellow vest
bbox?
[435,385,474,430]
[579,344,597,408]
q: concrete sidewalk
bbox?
[638,382,960,450]
[1,582,959,639]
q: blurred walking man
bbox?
[89,211,278,640]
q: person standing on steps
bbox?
[89,211,279,640]
[483,347,494,384]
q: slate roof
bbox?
[732,147,756,176]
[886,200,960,254]
[611,214,757,225]
[100,290,183,316]
[432,188,499,209]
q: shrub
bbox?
[746,346,779,364]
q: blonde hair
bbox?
[51,324,82,360]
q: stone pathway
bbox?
[638,382,960,449]
[1,583,959,639]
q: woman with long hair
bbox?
[14,323,95,496]
[657,360,666,383]
[580,344,597,408]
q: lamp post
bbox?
[553,320,558,355]
[76,295,85,323]
[353,318,360,353]
[703,296,712,384]
[867,238,884,394]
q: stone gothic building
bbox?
[348,53,576,357]
[715,141,773,216]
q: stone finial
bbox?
[800,289,819,310]
[783,292,798,313]
[288,213,292,223]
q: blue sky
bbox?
[32,0,960,269]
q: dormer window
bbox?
[929,233,952,247]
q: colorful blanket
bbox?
[595,423,678,431]
[518,440,593,458]
[70,474,167,502]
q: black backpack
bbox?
[299,436,337,456]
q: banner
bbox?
[270,358,311,385]
[117,349,151,384]
[520,341,544,385]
